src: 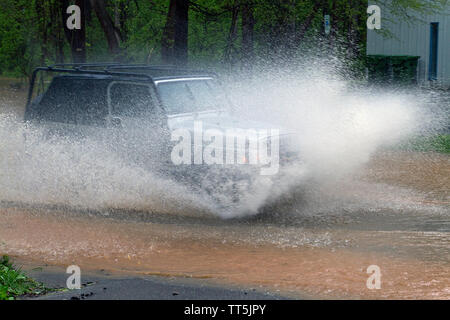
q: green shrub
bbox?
[0,255,49,300]
[367,55,420,86]
[390,56,420,85]
[366,55,390,84]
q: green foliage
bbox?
[0,0,447,74]
[0,255,49,300]
[0,0,40,78]
[124,0,168,63]
[374,0,448,22]
[399,135,450,153]
[391,55,420,85]
[415,135,450,153]
[189,0,233,67]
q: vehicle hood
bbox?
[167,110,291,136]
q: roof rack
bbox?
[49,63,150,70]
[105,64,217,76]
[47,63,215,76]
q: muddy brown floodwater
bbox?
[1,152,448,299]
[0,81,449,299]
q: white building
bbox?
[367,2,450,85]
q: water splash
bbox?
[0,63,446,219]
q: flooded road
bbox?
[0,79,449,299]
[0,150,448,299]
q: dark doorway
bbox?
[429,23,439,81]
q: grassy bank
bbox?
[403,134,450,154]
[0,256,50,300]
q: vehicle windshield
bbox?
[156,79,227,114]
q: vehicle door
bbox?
[106,81,170,170]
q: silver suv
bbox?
[24,64,298,206]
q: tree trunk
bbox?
[161,0,189,66]
[224,3,239,69]
[329,0,337,49]
[294,1,320,45]
[119,0,128,41]
[35,0,48,65]
[347,0,363,60]
[173,0,189,66]
[89,0,122,60]
[62,0,86,63]
[241,0,254,72]
[161,0,176,64]
[285,0,297,53]
[51,0,65,63]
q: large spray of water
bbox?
[0,61,443,219]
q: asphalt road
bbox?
[23,268,290,300]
